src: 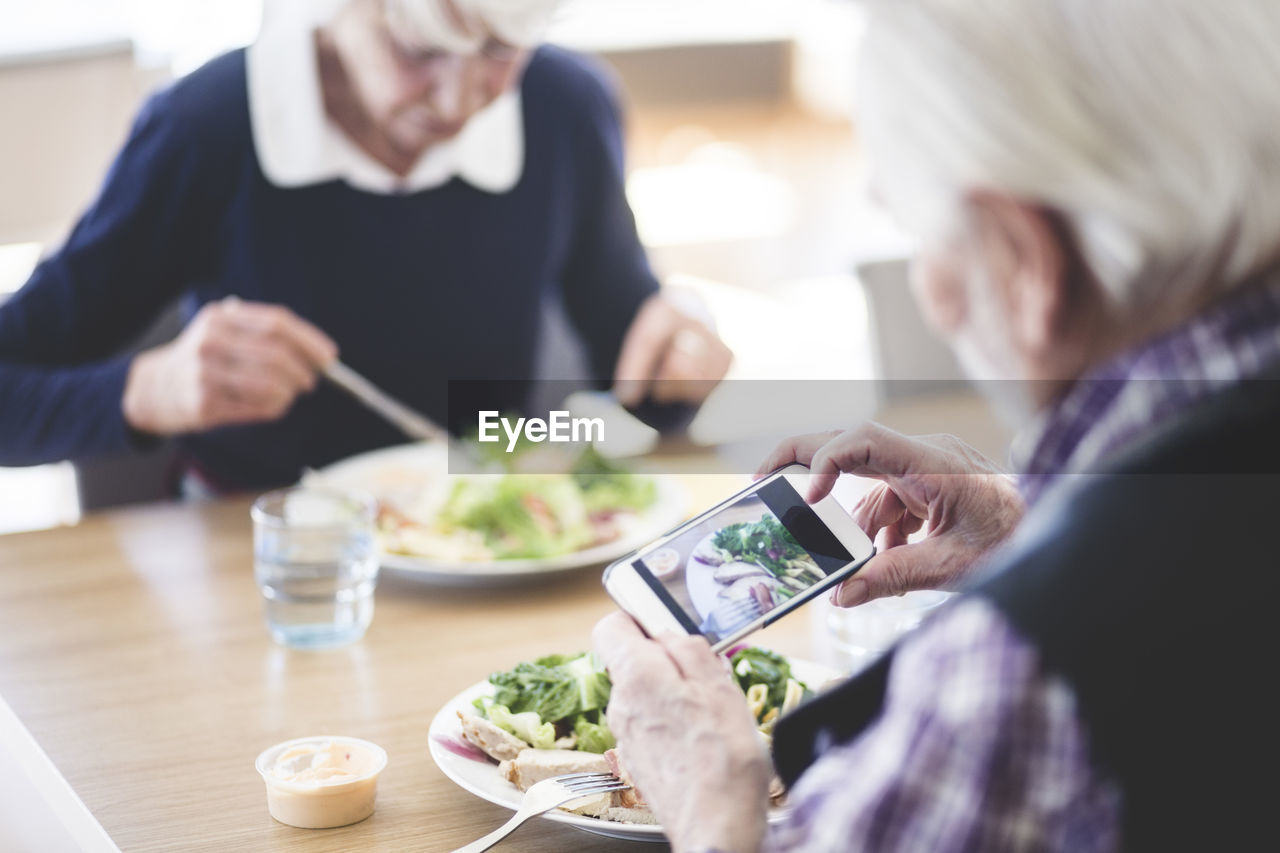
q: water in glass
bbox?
[252,489,378,649]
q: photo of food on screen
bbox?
[633,488,832,644]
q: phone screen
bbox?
[630,476,856,644]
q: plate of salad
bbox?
[684,507,828,630]
[428,647,845,841]
[303,441,687,583]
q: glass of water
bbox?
[252,488,379,649]
[824,590,953,672]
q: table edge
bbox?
[0,691,120,853]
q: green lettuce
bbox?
[561,652,612,713]
[712,514,809,574]
[533,653,576,667]
[489,661,581,722]
[435,444,656,560]
[440,476,593,559]
[572,445,658,513]
[730,646,810,708]
[476,646,809,755]
[485,652,613,731]
[488,704,557,749]
[573,714,616,754]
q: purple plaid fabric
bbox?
[764,280,1280,852]
[1015,279,1280,505]
[767,601,1122,852]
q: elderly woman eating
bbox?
[0,0,730,492]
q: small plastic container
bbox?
[255,736,388,829]
[645,547,683,579]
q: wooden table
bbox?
[0,470,824,853]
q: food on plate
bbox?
[712,560,771,584]
[498,747,612,787]
[456,713,530,762]
[375,444,658,561]
[468,651,615,752]
[487,747,656,824]
[501,748,658,825]
[728,646,810,732]
[693,514,826,611]
[456,646,830,825]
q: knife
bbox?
[323,361,452,445]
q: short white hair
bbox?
[385,0,563,53]
[857,0,1280,309]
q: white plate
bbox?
[427,657,844,843]
[303,442,689,584]
[683,497,793,633]
[684,531,728,624]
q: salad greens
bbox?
[474,651,617,754]
[437,444,657,560]
[571,444,658,514]
[472,646,814,756]
[573,715,616,754]
[711,514,825,598]
[487,704,556,749]
[441,476,593,560]
[729,646,812,710]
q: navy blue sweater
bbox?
[0,47,659,489]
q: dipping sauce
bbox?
[255,736,387,829]
[645,547,682,579]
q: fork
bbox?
[451,772,631,853]
[700,596,763,635]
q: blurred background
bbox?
[0,0,1006,534]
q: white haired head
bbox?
[857,0,1280,311]
[385,0,562,54]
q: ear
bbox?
[965,191,1068,358]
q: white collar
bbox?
[245,0,524,195]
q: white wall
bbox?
[0,46,165,247]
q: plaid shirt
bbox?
[1015,279,1280,505]
[767,280,1280,852]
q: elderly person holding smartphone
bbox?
[596,1,1279,850]
[0,0,730,491]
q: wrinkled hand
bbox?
[123,297,337,436]
[593,612,769,853]
[612,293,733,407]
[755,422,1024,607]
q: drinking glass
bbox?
[824,589,953,671]
[252,488,378,649]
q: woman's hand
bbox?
[612,292,733,407]
[122,297,337,436]
[756,423,1024,607]
[593,612,770,853]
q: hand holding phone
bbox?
[602,464,875,652]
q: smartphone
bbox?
[602,464,875,652]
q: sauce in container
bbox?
[255,736,388,829]
[645,547,683,579]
